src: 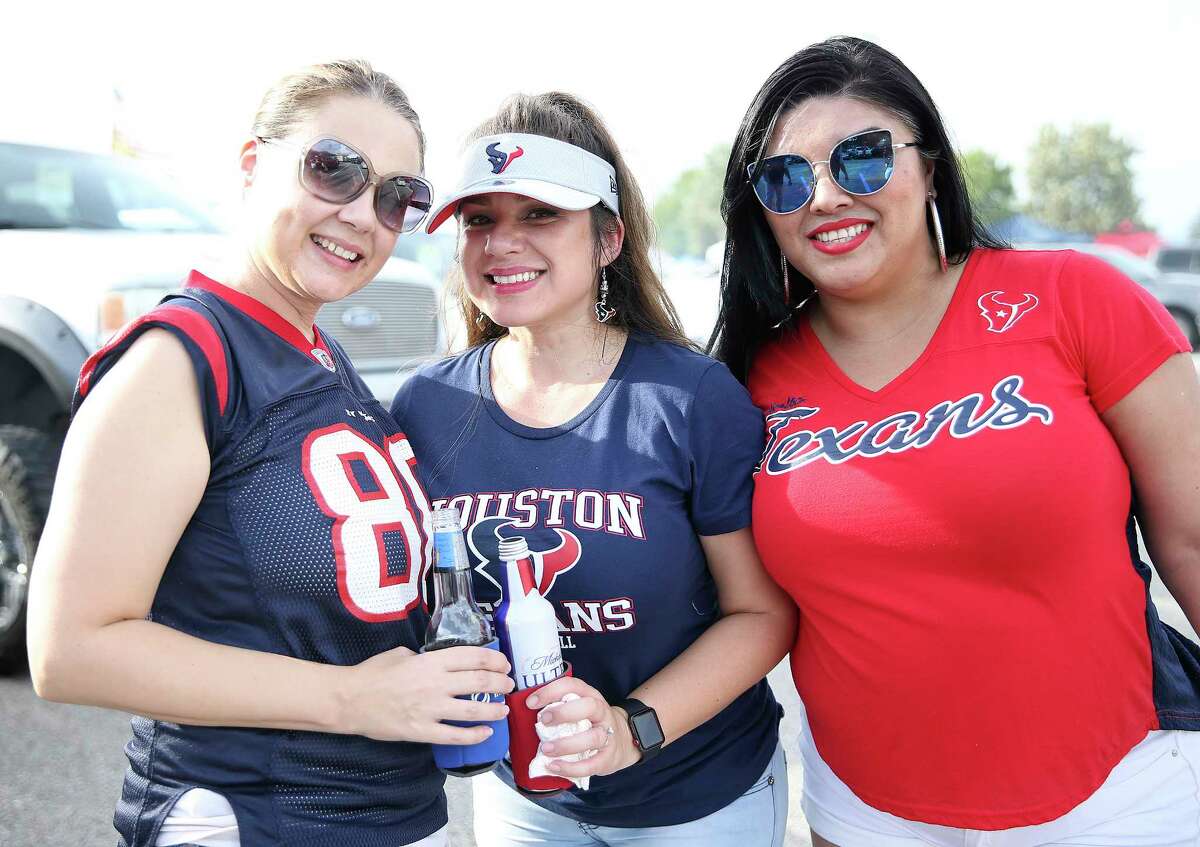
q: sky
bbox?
[4,0,1198,241]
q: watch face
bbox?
[630,709,665,750]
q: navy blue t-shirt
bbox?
[392,333,781,827]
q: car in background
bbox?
[1154,245,1200,276]
[1018,242,1200,347]
[0,141,443,670]
[391,228,466,349]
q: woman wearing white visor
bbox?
[392,92,797,845]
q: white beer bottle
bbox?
[495,536,564,690]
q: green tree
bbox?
[959,149,1016,226]
[1026,123,1141,234]
[652,144,731,257]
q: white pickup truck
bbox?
[0,141,444,670]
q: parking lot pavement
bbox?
[0,666,129,845]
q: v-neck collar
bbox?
[798,250,980,402]
[185,270,337,370]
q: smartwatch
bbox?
[616,698,664,762]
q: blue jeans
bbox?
[472,742,788,846]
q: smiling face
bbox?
[240,94,422,309]
[458,192,619,332]
[763,95,934,299]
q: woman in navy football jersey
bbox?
[27,61,512,847]
[392,93,797,846]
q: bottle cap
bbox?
[498,536,530,562]
[431,506,462,533]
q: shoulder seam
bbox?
[78,303,231,415]
[1049,250,1085,378]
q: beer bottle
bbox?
[425,506,507,776]
[495,536,565,691]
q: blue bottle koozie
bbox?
[428,639,510,773]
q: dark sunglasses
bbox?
[747,129,919,215]
[258,135,434,234]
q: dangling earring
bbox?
[475,311,487,327]
[595,266,616,323]
[928,192,948,273]
[780,250,791,306]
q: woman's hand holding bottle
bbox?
[339,644,513,744]
[526,676,643,777]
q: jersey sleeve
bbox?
[1054,250,1191,414]
[72,298,234,449]
[687,362,766,536]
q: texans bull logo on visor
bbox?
[467,515,581,599]
[486,143,524,175]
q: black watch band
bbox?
[616,698,664,761]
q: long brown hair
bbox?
[451,92,690,349]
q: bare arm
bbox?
[1102,353,1200,632]
[530,527,796,775]
[27,329,511,742]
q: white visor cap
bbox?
[426,133,620,233]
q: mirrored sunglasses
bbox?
[747,129,919,215]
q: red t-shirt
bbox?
[749,248,1194,828]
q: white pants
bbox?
[800,711,1200,847]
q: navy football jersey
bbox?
[72,270,444,847]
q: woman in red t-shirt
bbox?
[712,36,1200,847]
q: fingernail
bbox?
[482,727,493,737]
[548,761,562,773]
[527,695,539,708]
[540,742,555,755]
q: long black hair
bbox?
[710,36,1006,383]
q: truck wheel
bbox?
[0,426,59,674]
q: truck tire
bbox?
[0,426,59,674]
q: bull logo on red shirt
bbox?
[978,291,1039,334]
